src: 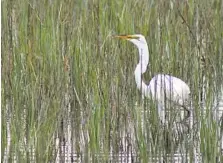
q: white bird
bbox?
[114,34,191,122]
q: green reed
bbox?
[2,0,223,162]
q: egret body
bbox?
[114,34,190,121]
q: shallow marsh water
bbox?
[2,0,223,162]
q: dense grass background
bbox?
[2,0,223,162]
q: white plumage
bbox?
[114,34,190,122]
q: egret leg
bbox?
[158,103,166,124]
[169,100,191,123]
[179,104,190,123]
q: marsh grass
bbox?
[2,0,223,162]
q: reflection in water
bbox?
[3,93,223,163]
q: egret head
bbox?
[113,34,147,48]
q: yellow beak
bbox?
[113,35,139,40]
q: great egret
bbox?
[114,34,190,122]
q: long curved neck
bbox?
[134,45,149,97]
